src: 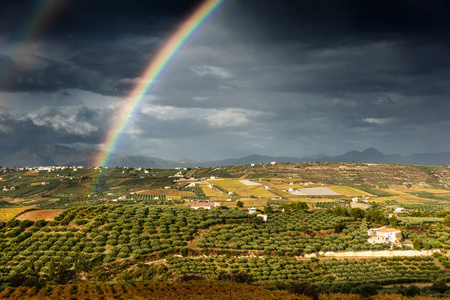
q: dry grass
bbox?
[0,207,37,221]
[240,198,269,208]
[213,180,278,198]
[199,186,224,197]
[16,209,64,221]
[273,183,310,190]
[328,185,374,197]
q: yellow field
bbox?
[199,186,224,197]
[240,198,269,208]
[388,184,450,195]
[29,182,42,186]
[23,171,38,176]
[265,178,306,183]
[328,185,374,197]
[213,180,278,198]
[137,189,196,197]
[288,197,338,204]
[0,207,37,221]
[378,188,408,196]
[272,190,293,198]
[273,183,309,190]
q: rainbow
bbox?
[93,0,226,168]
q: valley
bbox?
[1,162,450,298]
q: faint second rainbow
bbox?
[93,0,226,167]
[1,0,64,91]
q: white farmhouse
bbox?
[256,214,268,222]
[367,227,401,245]
[190,203,216,210]
[248,207,257,214]
[394,207,404,213]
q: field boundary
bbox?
[305,248,440,258]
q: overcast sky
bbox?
[1,0,450,161]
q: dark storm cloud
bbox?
[0,106,107,153]
[226,0,450,44]
[0,0,204,40]
[0,0,209,95]
[0,51,141,95]
[133,113,211,139]
[1,0,450,158]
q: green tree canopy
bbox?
[365,211,387,225]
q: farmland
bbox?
[2,163,450,298]
[0,207,36,222]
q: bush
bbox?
[19,220,34,228]
[34,219,47,228]
[413,239,421,250]
[6,219,20,228]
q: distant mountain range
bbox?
[0,145,449,168]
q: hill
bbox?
[1,145,450,167]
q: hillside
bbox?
[1,163,450,298]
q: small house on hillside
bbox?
[248,207,257,214]
[367,227,401,245]
[394,207,404,213]
[257,214,268,222]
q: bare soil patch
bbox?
[16,209,64,221]
[239,180,262,186]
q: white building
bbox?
[257,214,268,222]
[190,203,216,210]
[367,227,401,244]
[248,207,257,214]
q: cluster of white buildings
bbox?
[10,166,84,172]
[189,202,222,210]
